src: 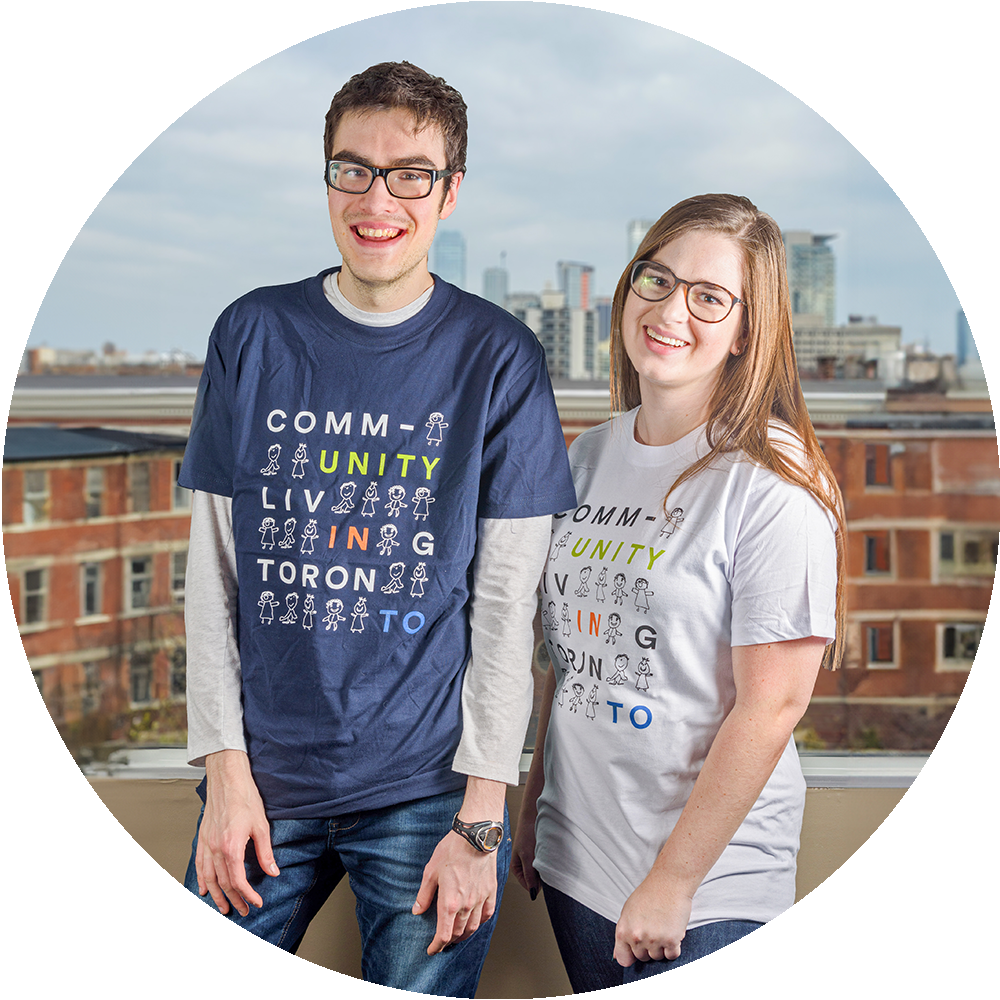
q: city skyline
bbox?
[4,2,996,998]
[21,4,968,360]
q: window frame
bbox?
[23,566,48,626]
[129,651,154,706]
[84,466,105,519]
[172,460,191,511]
[864,443,892,488]
[938,621,983,672]
[22,468,50,524]
[171,549,187,605]
[80,561,103,618]
[129,462,151,513]
[863,620,898,670]
[863,530,892,575]
[938,527,999,579]
[127,554,154,611]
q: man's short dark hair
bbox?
[324,61,468,182]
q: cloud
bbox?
[27,3,960,353]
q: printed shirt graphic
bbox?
[533,409,837,928]
[180,270,576,818]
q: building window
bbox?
[941,622,982,670]
[865,623,895,667]
[939,529,999,577]
[81,661,101,715]
[85,467,104,518]
[864,531,891,574]
[23,568,47,625]
[130,652,153,705]
[128,556,153,610]
[129,462,151,513]
[171,550,187,604]
[173,460,191,510]
[864,444,892,487]
[170,646,187,700]
[23,469,49,524]
[81,562,102,617]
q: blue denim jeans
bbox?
[183,787,511,997]
[542,880,762,992]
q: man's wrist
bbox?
[451,813,504,853]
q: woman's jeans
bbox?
[183,786,510,998]
[542,880,762,993]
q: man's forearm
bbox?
[186,490,245,765]
[453,515,552,785]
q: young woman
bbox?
[512,194,846,991]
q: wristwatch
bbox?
[452,813,504,853]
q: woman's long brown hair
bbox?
[610,194,846,669]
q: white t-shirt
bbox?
[533,407,837,927]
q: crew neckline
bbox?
[618,407,709,467]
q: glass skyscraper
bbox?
[433,230,466,289]
[783,231,836,325]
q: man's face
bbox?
[327,107,462,311]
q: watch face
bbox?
[481,826,503,851]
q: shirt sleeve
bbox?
[185,490,245,766]
[478,348,577,519]
[452,514,552,785]
[730,474,838,647]
[179,323,235,497]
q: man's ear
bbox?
[438,171,464,220]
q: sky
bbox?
[3,2,998,998]
[24,2,965,359]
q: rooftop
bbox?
[3,425,189,462]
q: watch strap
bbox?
[451,813,504,853]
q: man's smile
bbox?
[353,224,406,242]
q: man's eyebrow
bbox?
[331,151,441,169]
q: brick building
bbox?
[3,426,191,759]
[802,414,998,748]
[551,384,996,750]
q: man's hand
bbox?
[412,776,506,955]
[413,829,499,955]
[613,875,693,967]
[196,749,279,917]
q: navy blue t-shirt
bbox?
[180,269,577,818]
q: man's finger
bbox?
[412,865,437,916]
[251,824,280,878]
[220,852,263,913]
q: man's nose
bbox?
[357,174,398,210]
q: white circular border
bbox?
[2,2,994,996]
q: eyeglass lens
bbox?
[631,262,736,323]
[327,162,436,199]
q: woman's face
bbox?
[622,228,744,407]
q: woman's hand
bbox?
[613,875,693,966]
[511,797,541,897]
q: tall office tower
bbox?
[483,266,509,307]
[783,231,836,326]
[957,310,977,367]
[594,296,612,342]
[557,261,594,309]
[509,288,597,381]
[627,219,655,261]
[433,230,466,289]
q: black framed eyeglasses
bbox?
[629,259,743,323]
[324,160,452,200]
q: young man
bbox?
[179,61,576,996]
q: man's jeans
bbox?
[541,880,762,993]
[183,787,511,997]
